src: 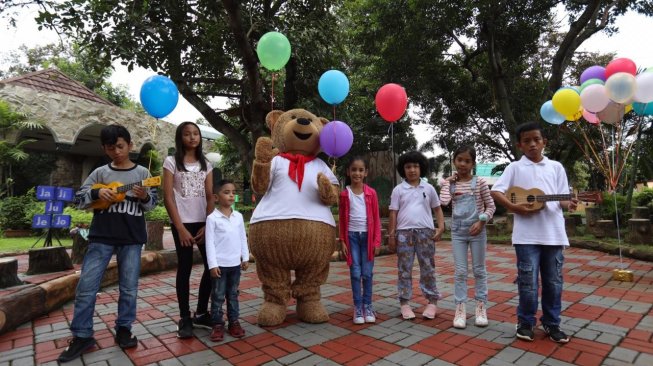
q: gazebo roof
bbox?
[0,68,113,106]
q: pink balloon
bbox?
[597,102,625,125]
[375,83,408,122]
[582,109,600,124]
[605,58,637,79]
[580,84,610,113]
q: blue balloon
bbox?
[318,70,350,105]
[632,102,653,116]
[140,75,179,118]
[540,100,565,125]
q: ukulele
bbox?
[90,176,161,210]
[506,186,602,211]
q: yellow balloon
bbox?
[552,88,582,116]
[566,109,583,121]
[625,104,633,113]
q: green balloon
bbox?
[647,66,653,73]
[256,32,291,71]
[579,78,604,93]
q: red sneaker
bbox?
[210,324,224,342]
[228,321,245,338]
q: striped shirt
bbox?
[439,176,496,218]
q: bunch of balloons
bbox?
[140,75,179,119]
[317,70,353,157]
[541,58,653,125]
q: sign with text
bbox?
[32,186,73,229]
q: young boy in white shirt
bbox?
[491,122,578,343]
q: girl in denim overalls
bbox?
[440,146,496,329]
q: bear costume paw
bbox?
[297,300,329,324]
[257,301,287,327]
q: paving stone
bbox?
[10,357,35,366]
[515,351,546,365]
[276,350,313,364]
[634,353,653,366]
[0,345,33,363]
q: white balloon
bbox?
[605,72,637,104]
[634,72,653,103]
[580,84,610,113]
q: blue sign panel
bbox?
[32,214,52,229]
[55,187,74,202]
[45,200,65,214]
[51,215,71,229]
[36,186,56,201]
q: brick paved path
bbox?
[1,243,652,366]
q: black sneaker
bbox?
[57,336,96,362]
[543,324,570,343]
[192,312,215,329]
[177,316,193,339]
[516,323,535,341]
[114,326,138,349]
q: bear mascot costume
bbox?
[249,108,340,326]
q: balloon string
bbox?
[333,105,336,121]
[148,119,158,173]
[271,73,276,110]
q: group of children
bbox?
[58,121,576,362]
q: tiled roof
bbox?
[0,68,114,106]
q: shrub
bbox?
[634,188,653,209]
[145,204,170,224]
[599,192,628,224]
[0,190,40,230]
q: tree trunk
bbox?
[145,221,164,251]
[70,232,89,265]
[0,258,22,288]
[26,247,73,275]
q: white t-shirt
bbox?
[250,156,339,226]
[491,155,570,246]
[205,209,249,269]
[389,180,441,230]
[163,156,212,223]
[347,186,367,232]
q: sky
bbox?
[2,7,653,156]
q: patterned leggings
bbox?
[396,228,442,303]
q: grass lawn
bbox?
[0,236,73,253]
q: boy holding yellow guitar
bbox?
[58,124,159,363]
[491,122,577,345]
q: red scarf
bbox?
[279,153,316,191]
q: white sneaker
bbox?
[353,306,364,325]
[475,301,488,327]
[364,304,376,323]
[453,303,466,329]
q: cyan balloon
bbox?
[140,75,179,119]
[540,100,565,125]
[632,102,653,116]
[318,70,350,105]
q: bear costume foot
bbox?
[257,301,287,327]
[297,300,329,323]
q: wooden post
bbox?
[26,247,73,275]
[0,258,22,288]
[626,219,652,245]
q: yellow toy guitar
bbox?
[90,176,161,210]
[506,186,602,211]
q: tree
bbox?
[12,0,350,175]
[0,99,42,197]
[344,0,653,163]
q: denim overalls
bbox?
[451,176,488,304]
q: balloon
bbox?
[625,104,633,113]
[256,32,291,71]
[318,70,350,105]
[634,72,653,103]
[566,107,583,121]
[605,72,636,103]
[552,88,581,116]
[605,58,636,78]
[633,102,653,116]
[579,78,604,93]
[375,83,408,122]
[597,102,625,125]
[580,65,606,83]
[319,120,353,158]
[582,109,600,124]
[540,100,565,125]
[140,75,179,119]
[647,67,653,73]
[580,84,610,113]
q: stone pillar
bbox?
[585,207,602,235]
[632,207,650,219]
[595,219,616,239]
[506,213,514,232]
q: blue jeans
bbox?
[70,243,142,338]
[348,232,374,307]
[514,245,564,327]
[210,265,241,325]
[451,227,487,304]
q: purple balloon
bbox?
[319,120,353,158]
[580,65,606,84]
